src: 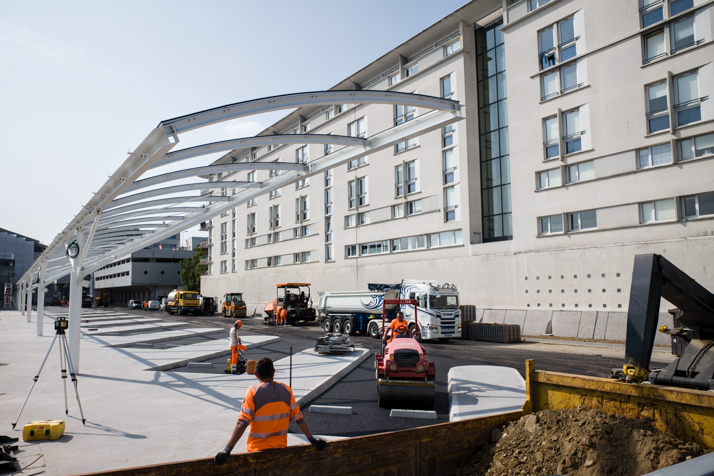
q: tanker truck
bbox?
[317,279,461,341]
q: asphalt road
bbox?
[112,306,676,438]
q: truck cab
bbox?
[400,280,461,341]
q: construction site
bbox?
[3,0,714,474]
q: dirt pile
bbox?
[455,407,704,476]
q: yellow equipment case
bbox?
[23,420,65,441]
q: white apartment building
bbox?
[201,0,714,319]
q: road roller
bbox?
[376,298,436,409]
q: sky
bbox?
[0,0,469,246]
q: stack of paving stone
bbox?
[463,322,521,343]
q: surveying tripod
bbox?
[11,317,86,429]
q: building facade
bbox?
[200,0,714,319]
[93,248,193,305]
[0,228,47,308]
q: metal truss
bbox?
[22,89,462,291]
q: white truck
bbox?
[317,279,461,341]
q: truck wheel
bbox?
[222,309,226,317]
[332,318,342,334]
[343,318,355,336]
[322,319,332,333]
[368,321,380,339]
[178,306,184,316]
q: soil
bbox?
[455,407,705,476]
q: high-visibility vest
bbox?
[237,381,303,452]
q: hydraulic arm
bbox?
[623,254,714,389]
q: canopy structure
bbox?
[16,90,463,370]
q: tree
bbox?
[180,246,207,292]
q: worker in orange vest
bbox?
[214,357,326,464]
[382,311,410,343]
[227,320,243,374]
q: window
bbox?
[641,0,664,28]
[680,132,714,161]
[538,168,562,189]
[324,169,332,187]
[441,75,454,99]
[325,244,333,262]
[643,30,666,63]
[295,177,309,189]
[220,260,227,273]
[393,235,426,252]
[301,225,312,236]
[428,230,463,247]
[640,198,676,223]
[393,204,404,218]
[443,125,455,148]
[394,137,418,153]
[220,222,228,254]
[539,26,556,70]
[348,180,356,209]
[646,82,670,133]
[295,145,308,164]
[444,40,461,56]
[671,0,694,16]
[293,253,301,264]
[324,142,332,155]
[347,118,366,138]
[357,176,368,206]
[389,72,401,86]
[274,231,282,242]
[348,156,368,170]
[544,116,559,159]
[358,211,370,225]
[360,241,389,256]
[232,259,236,272]
[445,186,458,222]
[542,72,558,100]
[301,123,310,133]
[246,259,257,270]
[563,109,582,154]
[269,189,281,199]
[324,188,333,215]
[301,251,311,263]
[539,215,564,235]
[247,171,255,183]
[477,20,512,243]
[406,200,422,216]
[561,63,578,93]
[247,213,256,235]
[671,17,695,53]
[682,192,714,218]
[395,104,415,125]
[529,0,552,12]
[567,161,594,183]
[247,170,257,206]
[404,63,418,77]
[269,205,280,229]
[346,245,357,258]
[345,215,356,228]
[395,165,403,197]
[569,210,597,231]
[443,149,457,185]
[406,159,418,194]
[325,216,333,243]
[295,196,309,222]
[325,108,334,121]
[674,72,701,126]
[267,256,272,267]
[638,143,672,169]
[558,17,577,62]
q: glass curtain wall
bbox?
[477,21,513,242]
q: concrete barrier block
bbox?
[551,311,581,338]
[504,310,526,328]
[522,310,552,336]
[309,405,353,415]
[482,309,506,324]
[577,311,598,339]
[604,312,627,342]
[448,365,526,422]
[593,311,608,340]
[390,409,438,419]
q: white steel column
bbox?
[26,276,32,322]
[67,230,86,372]
[36,261,47,336]
[20,282,25,315]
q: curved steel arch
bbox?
[109,183,254,209]
[151,134,365,169]
[101,197,225,218]
[130,162,306,192]
[159,90,460,135]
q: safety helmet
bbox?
[235,320,243,327]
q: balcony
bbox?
[199,255,211,265]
